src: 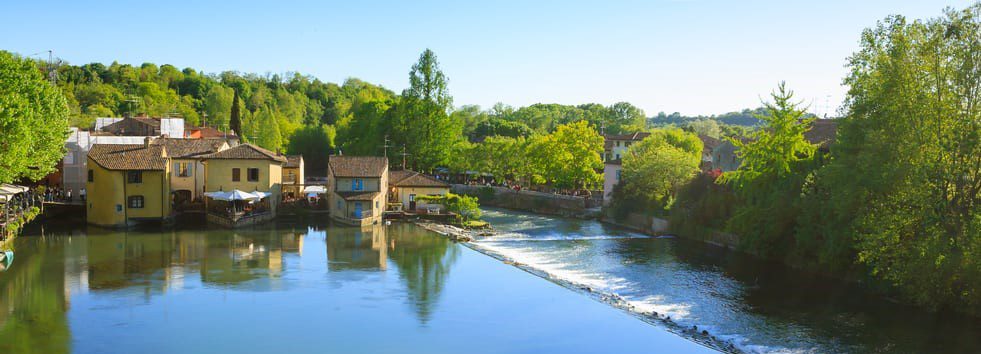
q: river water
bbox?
[474,208,981,353]
[0,217,713,354]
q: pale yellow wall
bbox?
[328,168,387,224]
[204,159,283,212]
[393,186,449,210]
[86,158,171,226]
[170,158,205,198]
[86,159,125,226]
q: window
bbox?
[352,178,364,191]
[116,204,123,212]
[375,200,379,209]
[232,168,241,182]
[127,171,142,183]
[128,196,144,208]
[247,168,260,182]
[616,169,622,182]
[175,162,191,177]
[87,169,94,182]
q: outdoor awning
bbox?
[304,185,326,194]
[205,190,259,201]
[0,184,29,203]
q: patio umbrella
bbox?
[250,191,272,199]
[227,189,259,201]
[204,191,231,201]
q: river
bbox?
[0,217,713,354]
[474,208,981,353]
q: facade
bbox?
[603,132,650,162]
[388,170,451,212]
[61,117,185,195]
[602,160,623,206]
[85,142,172,227]
[282,155,305,199]
[327,156,389,226]
[200,144,287,217]
[151,138,229,204]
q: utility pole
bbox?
[400,144,410,170]
[382,135,391,158]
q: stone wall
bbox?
[451,185,596,218]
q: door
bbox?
[409,194,416,211]
[354,202,363,218]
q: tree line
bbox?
[616,4,981,316]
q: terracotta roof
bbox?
[335,191,380,201]
[328,156,388,178]
[199,143,287,163]
[390,170,450,188]
[805,119,838,148]
[152,138,225,158]
[88,144,168,171]
[284,155,303,168]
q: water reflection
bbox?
[0,220,458,353]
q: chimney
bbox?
[144,136,153,148]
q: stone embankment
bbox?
[412,221,496,242]
[451,184,601,219]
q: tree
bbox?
[618,128,702,213]
[798,4,981,312]
[252,106,282,151]
[688,119,722,139]
[229,89,242,137]
[718,82,817,258]
[542,120,604,190]
[394,49,462,171]
[287,124,335,175]
[0,51,70,183]
[606,101,647,133]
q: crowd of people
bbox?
[42,186,85,203]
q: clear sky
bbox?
[0,0,973,116]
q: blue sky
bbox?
[1,0,973,116]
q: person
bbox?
[80,188,86,202]
[67,188,72,202]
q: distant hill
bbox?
[649,108,819,127]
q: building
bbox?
[150,138,229,205]
[282,155,305,200]
[60,117,185,196]
[388,170,451,212]
[200,144,287,227]
[85,140,172,227]
[603,132,650,162]
[327,156,389,226]
[184,125,240,145]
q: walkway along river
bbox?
[471,208,981,354]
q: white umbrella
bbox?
[250,191,272,199]
[227,189,259,201]
[304,185,326,194]
[204,191,231,200]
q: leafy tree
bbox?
[393,49,463,171]
[618,128,702,213]
[687,119,722,138]
[798,4,981,312]
[719,82,817,258]
[542,120,604,189]
[607,101,647,133]
[287,124,335,175]
[251,106,282,150]
[0,51,70,183]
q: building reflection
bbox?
[325,224,388,271]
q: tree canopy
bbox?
[0,51,70,183]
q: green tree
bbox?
[229,89,242,136]
[252,106,282,150]
[0,51,70,183]
[394,49,462,171]
[798,4,981,312]
[719,82,817,258]
[618,128,702,214]
[542,120,604,190]
[287,124,335,175]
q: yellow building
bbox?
[388,170,451,212]
[85,142,172,227]
[282,155,305,200]
[200,144,286,227]
[327,156,388,226]
[151,138,228,205]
